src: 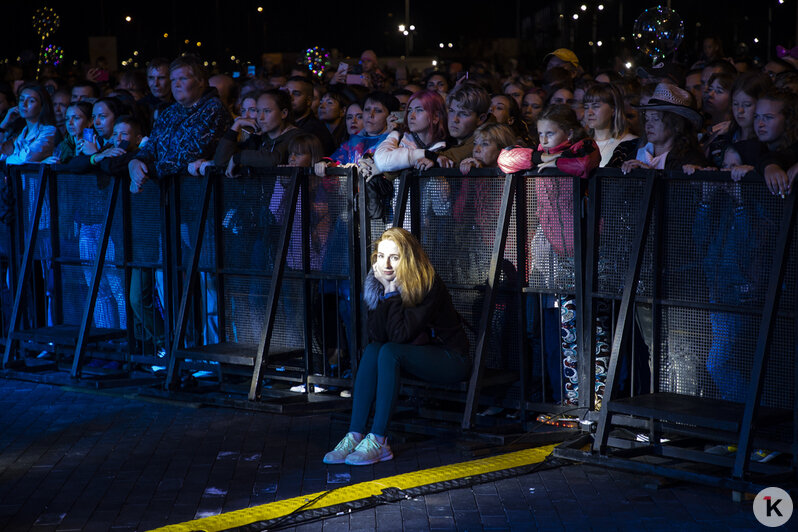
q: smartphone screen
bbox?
[247,65,256,77]
[232,71,240,79]
[389,111,404,124]
[82,128,96,143]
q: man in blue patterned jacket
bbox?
[128,55,231,191]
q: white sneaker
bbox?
[345,433,393,465]
[323,432,362,464]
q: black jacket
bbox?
[364,271,469,356]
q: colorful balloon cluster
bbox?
[43,44,64,67]
[305,46,330,78]
[632,6,684,64]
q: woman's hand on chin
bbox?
[373,263,397,293]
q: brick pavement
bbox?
[0,379,769,531]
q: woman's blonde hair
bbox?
[371,227,435,307]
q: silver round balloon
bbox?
[632,6,685,64]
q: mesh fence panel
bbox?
[526,174,576,293]
[130,179,162,265]
[220,176,278,275]
[596,175,655,298]
[655,179,793,409]
[178,177,215,271]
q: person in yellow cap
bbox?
[544,48,580,75]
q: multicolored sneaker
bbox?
[751,449,781,463]
[323,432,362,464]
[344,433,393,465]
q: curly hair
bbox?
[370,227,435,307]
[639,109,703,166]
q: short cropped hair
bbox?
[147,57,170,71]
[114,114,143,137]
[169,54,207,82]
[364,91,400,113]
[445,82,490,115]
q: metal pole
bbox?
[405,0,410,57]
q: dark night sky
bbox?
[1,1,794,73]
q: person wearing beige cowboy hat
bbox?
[621,82,708,173]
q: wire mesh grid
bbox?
[595,175,654,298]
[177,177,216,271]
[129,179,163,265]
[220,176,279,274]
[526,174,576,293]
[656,179,793,409]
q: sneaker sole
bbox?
[345,451,394,466]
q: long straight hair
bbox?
[583,82,628,139]
[17,83,55,126]
[371,227,435,307]
[404,90,447,145]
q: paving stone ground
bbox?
[0,379,771,531]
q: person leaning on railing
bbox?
[0,83,57,164]
[498,103,600,405]
[128,55,231,192]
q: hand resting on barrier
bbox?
[187,158,213,176]
[128,159,149,193]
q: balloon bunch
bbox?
[33,7,61,78]
[305,46,330,78]
[43,44,64,67]
[632,6,684,65]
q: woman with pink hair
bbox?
[374,89,448,172]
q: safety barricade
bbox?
[0,163,171,383]
[1,160,795,480]
[554,169,797,493]
[164,166,362,412]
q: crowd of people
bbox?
[0,36,795,464]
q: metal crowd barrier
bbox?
[0,163,171,381]
[164,166,363,412]
[1,162,796,487]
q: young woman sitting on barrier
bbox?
[0,83,57,164]
[323,227,469,465]
[44,101,92,164]
[583,83,638,167]
[497,104,600,405]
